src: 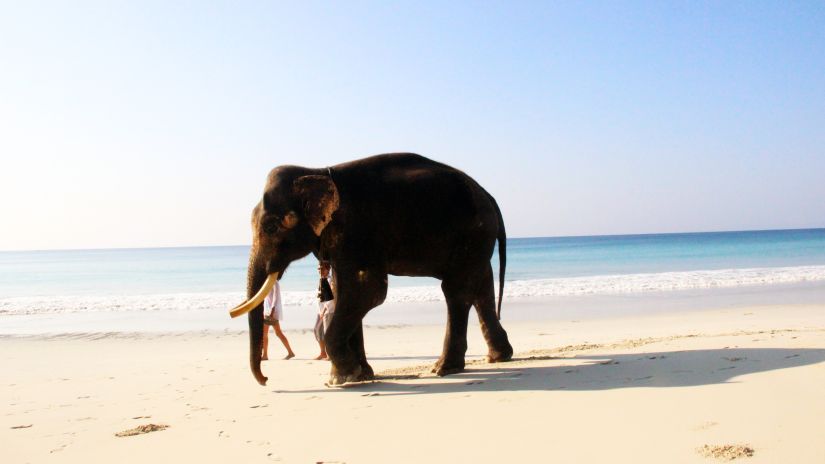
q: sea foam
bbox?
[3,265,825,316]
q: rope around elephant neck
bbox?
[320,166,336,263]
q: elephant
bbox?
[229,153,513,386]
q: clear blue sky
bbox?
[1,1,823,250]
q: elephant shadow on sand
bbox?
[278,347,825,396]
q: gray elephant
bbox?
[230,153,513,385]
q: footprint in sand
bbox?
[697,444,754,460]
[692,421,719,431]
[115,424,170,437]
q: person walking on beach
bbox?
[314,261,336,360]
[261,279,295,360]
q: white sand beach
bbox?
[5,1,825,462]
[3,301,825,463]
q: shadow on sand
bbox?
[276,347,825,396]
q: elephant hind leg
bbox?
[474,264,513,363]
[432,278,473,376]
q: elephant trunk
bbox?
[246,254,268,386]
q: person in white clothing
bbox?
[261,280,295,360]
[314,261,335,360]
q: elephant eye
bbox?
[262,216,282,234]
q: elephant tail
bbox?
[489,193,506,320]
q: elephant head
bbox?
[228,166,339,385]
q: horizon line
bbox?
[2,226,823,254]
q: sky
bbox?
[1,1,824,251]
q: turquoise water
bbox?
[1,228,825,300]
[2,227,825,337]
[507,228,825,280]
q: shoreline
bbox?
[3,281,825,337]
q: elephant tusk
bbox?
[229,272,279,318]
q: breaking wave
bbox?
[3,265,825,316]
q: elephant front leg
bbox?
[350,322,374,380]
[325,312,364,385]
[325,268,386,386]
[432,280,472,376]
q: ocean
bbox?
[2,228,825,334]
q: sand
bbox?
[3,303,825,463]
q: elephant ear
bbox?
[292,175,339,236]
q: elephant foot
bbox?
[327,364,373,386]
[360,362,375,380]
[431,357,465,377]
[487,345,514,363]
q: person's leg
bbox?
[322,303,334,333]
[272,321,295,359]
[314,315,328,360]
[261,324,270,361]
